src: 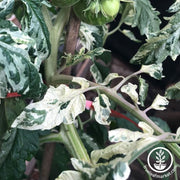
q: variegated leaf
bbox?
[113,161,131,180]
[90,64,103,83]
[0,0,14,18]
[72,77,89,89]
[55,171,83,180]
[93,94,111,125]
[121,83,140,104]
[175,127,180,140]
[140,63,164,80]
[165,81,180,100]
[21,0,50,67]
[138,77,149,106]
[0,20,46,97]
[11,85,86,130]
[100,73,122,86]
[150,94,169,111]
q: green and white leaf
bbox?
[21,0,50,67]
[109,128,147,143]
[120,29,141,42]
[79,22,101,50]
[90,64,103,83]
[140,63,164,80]
[72,77,89,89]
[93,94,111,125]
[65,47,106,67]
[130,7,180,64]
[165,81,180,100]
[121,0,161,38]
[150,94,169,111]
[175,127,180,140]
[132,0,161,38]
[138,77,149,106]
[71,158,129,180]
[138,122,154,135]
[91,135,157,165]
[0,20,46,97]
[100,73,122,86]
[113,161,131,180]
[0,70,7,98]
[0,0,14,19]
[11,85,86,130]
[121,83,140,104]
[55,171,83,180]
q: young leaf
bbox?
[56,171,83,180]
[108,128,149,143]
[113,161,131,180]
[121,82,140,105]
[165,81,180,100]
[92,94,111,125]
[150,94,169,111]
[79,22,106,50]
[175,127,180,140]
[140,63,164,80]
[100,73,122,86]
[72,77,89,89]
[120,29,141,43]
[11,85,86,130]
[21,0,51,65]
[138,77,149,106]
[90,64,103,83]
[0,0,14,19]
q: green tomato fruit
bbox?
[73,0,120,25]
[101,0,120,17]
[51,0,80,7]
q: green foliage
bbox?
[0,129,41,180]
[165,81,180,100]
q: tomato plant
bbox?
[0,0,180,180]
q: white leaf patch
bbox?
[93,94,111,125]
[150,94,169,110]
[140,63,164,80]
[121,83,140,104]
[11,85,86,130]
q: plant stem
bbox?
[113,70,141,91]
[137,159,152,180]
[42,7,70,84]
[103,3,131,44]
[39,132,63,145]
[61,124,91,163]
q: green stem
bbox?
[137,159,152,180]
[39,132,62,145]
[42,7,70,84]
[103,3,131,44]
[61,124,91,163]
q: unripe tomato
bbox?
[51,0,80,7]
[73,0,120,26]
[101,0,120,17]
